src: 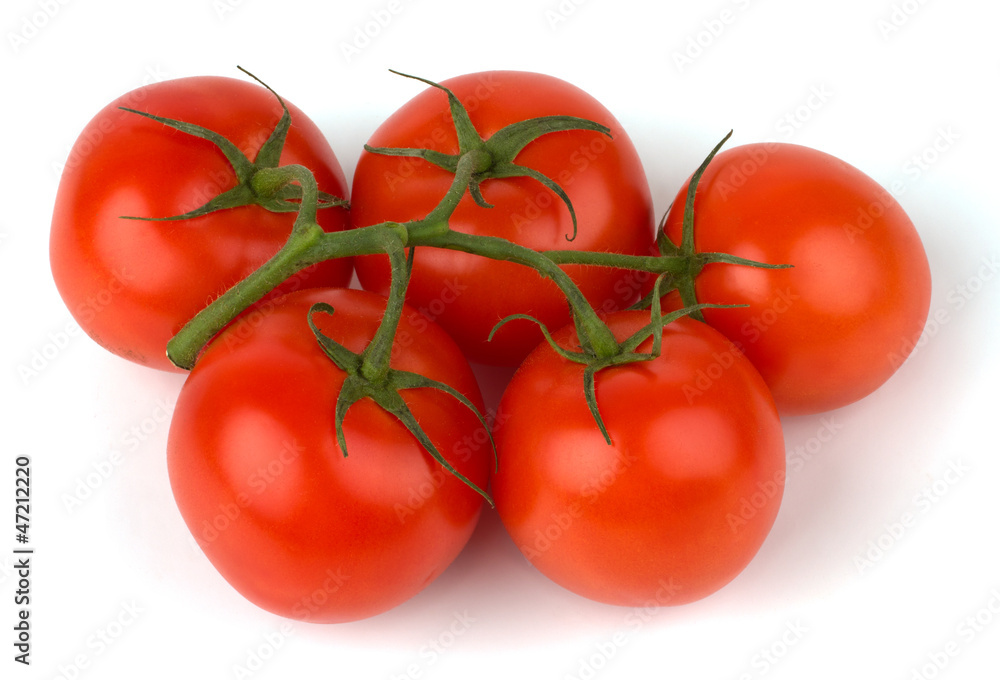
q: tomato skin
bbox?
[657,143,931,415]
[491,314,785,607]
[166,288,490,623]
[350,71,655,366]
[49,76,352,372]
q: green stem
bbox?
[168,138,767,371]
[375,145,624,360]
[419,230,621,359]
[252,165,318,224]
[543,248,791,274]
[407,149,491,240]
[166,219,397,370]
[166,153,486,371]
[359,228,409,383]
[542,249,686,273]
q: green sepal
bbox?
[660,130,734,320]
[489,313,582,363]
[634,130,790,317]
[391,369,499,483]
[119,68,347,222]
[365,70,613,241]
[631,273,669,357]
[307,302,362,374]
[486,163,581,241]
[307,302,495,505]
[487,115,610,158]
[489,276,746,446]
[118,106,255,182]
[386,70,485,156]
[488,311,613,443]
[332,375,369,458]
[655,208,682,258]
[679,130,733,255]
[581,365,609,444]
[361,144,459,173]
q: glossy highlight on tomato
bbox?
[350,70,655,366]
[167,288,491,623]
[491,313,785,607]
[49,76,352,372]
[658,142,931,414]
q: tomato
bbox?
[491,313,785,607]
[49,76,352,372]
[166,288,490,623]
[657,142,931,415]
[350,70,655,366]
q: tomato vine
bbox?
[127,69,788,497]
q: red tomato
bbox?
[350,70,655,366]
[49,76,352,372]
[657,142,931,415]
[166,288,490,623]
[491,313,785,607]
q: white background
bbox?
[4,0,1000,678]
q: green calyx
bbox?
[307,232,497,505]
[364,70,612,241]
[490,274,741,445]
[632,130,792,317]
[119,66,347,222]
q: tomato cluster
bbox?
[49,69,931,622]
